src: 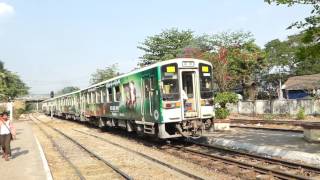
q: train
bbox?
[42,58,215,139]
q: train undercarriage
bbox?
[46,111,213,139]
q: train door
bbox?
[180,70,199,119]
[142,75,155,122]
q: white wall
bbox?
[229,99,320,115]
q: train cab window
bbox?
[115,86,121,102]
[107,87,113,102]
[161,63,179,101]
[199,63,213,99]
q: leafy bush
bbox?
[215,92,238,108]
[215,108,230,119]
[14,108,26,120]
[297,107,305,120]
[214,92,239,119]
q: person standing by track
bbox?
[0,111,16,161]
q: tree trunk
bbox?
[243,82,256,100]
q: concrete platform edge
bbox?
[34,134,53,180]
[205,137,320,167]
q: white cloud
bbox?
[0,3,14,17]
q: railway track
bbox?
[33,114,320,179]
[73,129,205,180]
[74,128,320,180]
[32,114,208,180]
[178,140,320,180]
[30,115,132,180]
[31,116,86,180]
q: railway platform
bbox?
[0,121,52,180]
[200,128,320,167]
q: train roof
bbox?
[43,58,211,102]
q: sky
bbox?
[0,0,313,95]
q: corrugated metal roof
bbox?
[283,74,320,90]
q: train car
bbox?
[42,58,215,139]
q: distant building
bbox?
[282,74,320,99]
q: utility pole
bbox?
[8,101,13,121]
[278,66,283,100]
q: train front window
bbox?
[199,64,213,99]
[161,63,179,101]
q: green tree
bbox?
[265,0,320,76]
[90,64,119,85]
[264,32,319,76]
[265,0,319,33]
[57,86,80,95]
[263,36,299,90]
[295,38,320,75]
[264,38,298,71]
[201,31,265,100]
[137,28,195,66]
[0,61,29,100]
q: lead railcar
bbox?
[42,58,215,139]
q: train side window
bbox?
[107,87,113,102]
[101,90,105,103]
[96,91,101,103]
[115,86,121,102]
[87,93,90,104]
[91,92,96,104]
[82,95,86,104]
[144,79,150,98]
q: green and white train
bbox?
[42,58,215,139]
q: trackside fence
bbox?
[228,99,320,115]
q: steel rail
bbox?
[31,115,133,180]
[169,144,312,180]
[30,115,86,180]
[73,129,205,180]
[186,139,320,174]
